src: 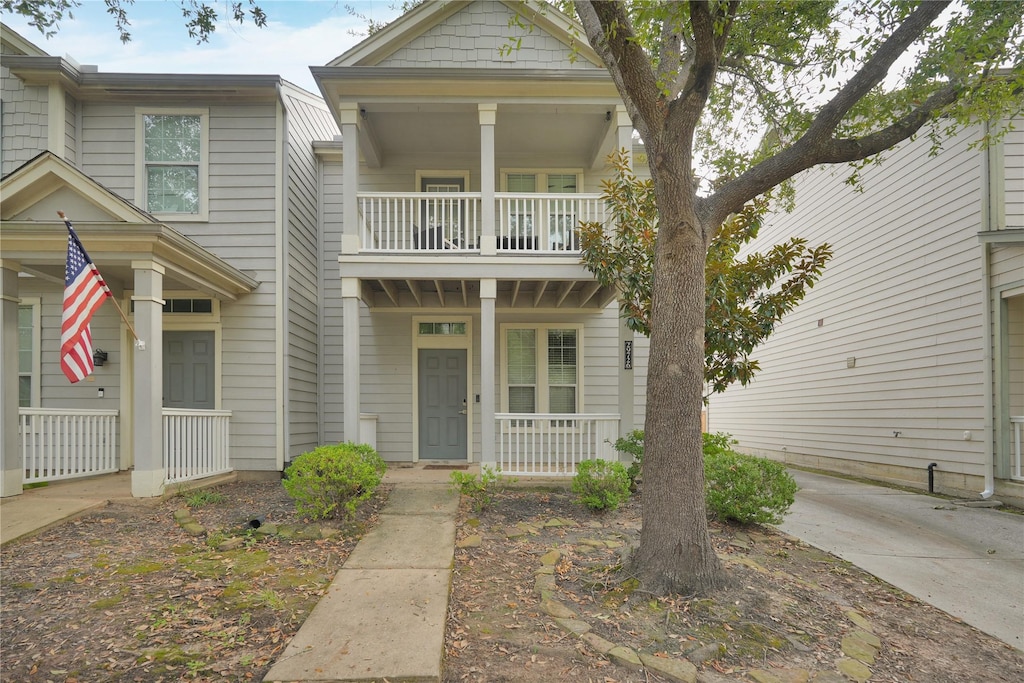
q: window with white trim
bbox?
[18,300,40,407]
[501,171,581,250]
[136,109,208,219]
[502,325,580,414]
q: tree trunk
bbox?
[632,169,728,596]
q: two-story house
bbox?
[1,23,341,496]
[1,0,650,497]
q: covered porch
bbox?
[335,260,636,477]
[1,153,258,497]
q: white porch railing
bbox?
[19,408,119,484]
[496,193,608,253]
[356,192,611,253]
[163,409,232,485]
[359,192,482,251]
[1012,416,1023,482]
[495,413,620,476]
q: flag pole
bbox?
[57,211,144,347]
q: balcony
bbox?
[358,192,610,254]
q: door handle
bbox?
[458,409,467,415]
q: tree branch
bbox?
[575,1,666,141]
[804,0,951,143]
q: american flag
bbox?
[61,221,112,383]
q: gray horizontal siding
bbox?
[708,125,989,476]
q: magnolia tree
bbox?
[568,0,1022,595]
[578,150,833,398]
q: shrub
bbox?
[283,442,386,520]
[613,429,645,488]
[450,465,502,512]
[572,459,631,512]
[703,436,797,525]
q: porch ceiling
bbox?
[355,102,615,167]
[360,277,617,310]
[0,222,258,300]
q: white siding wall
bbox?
[319,159,347,446]
[377,1,598,70]
[708,126,990,482]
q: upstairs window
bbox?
[137,110,208,219]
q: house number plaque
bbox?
[624,340,633,370]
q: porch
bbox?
[18,408,232,487]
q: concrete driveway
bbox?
[780,469,1024,651]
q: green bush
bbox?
[572,459,631,512]
[450,465,502,512]
[283,442,386,520]
[703,433,797,525]
[613,429,645,488]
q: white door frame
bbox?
[411,315,474,463]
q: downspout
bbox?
[276,82,290,472]
[979,118,995,499]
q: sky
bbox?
[1,1,408,93]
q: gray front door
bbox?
[164,331,215,409]
[418,348,468,460]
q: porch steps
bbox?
[263,483,458,682]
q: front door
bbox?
[418,348,468,460]
[163,331,215,409]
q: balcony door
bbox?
[163,330,215,409]
[418,176,465,248]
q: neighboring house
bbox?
[1,0,651,497]
[0,23,341,496]
[707,119,1024,507]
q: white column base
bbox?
[1,468,23,497]
[132,468,167,498]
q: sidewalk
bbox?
[780,469,1024,650]
[263,479,460,682]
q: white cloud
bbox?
[2,1,400,93]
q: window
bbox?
[501,171,581,250]
[18,300,40,408]
[136,109,208,219]
[418,322,467,335]
[502,326,579,414]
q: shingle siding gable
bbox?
[377,1,596,70]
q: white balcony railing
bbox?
[496,193,608,253]
[359,192,481,251]
[357,192,610,253]
[19,408,119,484]
[494,413,620,476]
[163,409,232,485]
[1012,416,1023,482]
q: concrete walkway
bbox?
[263,480,459,683]
[780,469,1024,650]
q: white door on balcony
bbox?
[163,331,215,409]
[418,348,468,460]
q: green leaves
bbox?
[579,149,832,397]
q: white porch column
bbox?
[342,277,361,442]
[340,103,361,256]
[480,278,496,465]
[131,261,166,497]
[0,260,22,497]
[479,104,497,256]
[616,105,632,161]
